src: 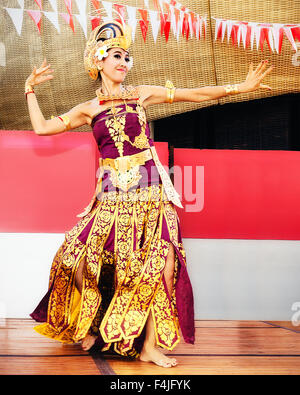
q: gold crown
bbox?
[84,20,132,81]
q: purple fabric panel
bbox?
[77,215,115,251]
[30,286,52,322]
[160,213,195,344]
[92,103,160,192]
[92,103,155,160]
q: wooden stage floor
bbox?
[1,319,300,375]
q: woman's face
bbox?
[100,48,132,83]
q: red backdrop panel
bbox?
[174,149,300,240]
[0,130,98,233]
[0,130,168,233]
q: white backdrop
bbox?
[1,233,300,322]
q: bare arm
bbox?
[139,60,274,108]
[25,58,89,136]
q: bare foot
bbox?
[81,334,97,351]
[140,346,178,368]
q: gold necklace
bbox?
[96,85,139,105]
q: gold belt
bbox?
[77,146,183,218]
[100,149,153,172]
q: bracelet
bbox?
[165,80,176,104]
[223,84,240,95]
[57,115,71,131]
[24,84,35,99]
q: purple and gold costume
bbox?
[31,101,195,357]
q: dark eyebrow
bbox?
[113,49,129,56]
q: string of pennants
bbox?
[3,0,300,53]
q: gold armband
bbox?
[57,115,71,131]
[223,84,240,95]
[165,80,176,104]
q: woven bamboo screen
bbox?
[211,0,300,106]
[0,0,299,131]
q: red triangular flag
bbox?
[182,13,189,40]
[138,9,149,42]
[160,13,171,42]
[27,10,42,34]
[216,20,223,40]
[113,4,127,25]
[91,17,101,30]
[91,0,100,10]
[278,27,284,54]
[259,27,272,52]
[245,24,251,49]
[231,24,239,46]
[139,20,149,42]
[291,26,300,41]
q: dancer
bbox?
[28,20,273,368]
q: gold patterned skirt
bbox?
[31,183,194,358]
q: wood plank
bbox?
[0,356,99,375]
[108,356,300,375]
[195,320,272,328]
[2,319,300,375]
[265,321,300,333]
[173,326,300,355]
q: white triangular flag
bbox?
[253,24,262,50]
[221,18,226,41]
[214,18,222,41]
[149,10,160,43]
[170,6,177,37]
[5,8,23,35]
[238,24,247,48]
[176,10,184,41]
[187,13,192,39]
[248,22,256,50]
[226,20,234,43]
[102,1,113,19]
[74,0,87,16]
[283,26,298,51]
[44,11,60,32]
[48,0,58,12]
[75,13,87,38]
[271,23,284,54]
[267,27,274,52]
[126,6,137,42]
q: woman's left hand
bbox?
[239,60,274,93]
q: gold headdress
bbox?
[84,20,132,80]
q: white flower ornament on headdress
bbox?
[95,45,109,61]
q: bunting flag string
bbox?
[2,0,206,42]
[212,17,300,54]
[2,0,300,53]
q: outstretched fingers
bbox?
[261,65,274,79]
[254,60,267,75]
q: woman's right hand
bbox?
[25,58,54,88]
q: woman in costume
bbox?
[27,20,273,368]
